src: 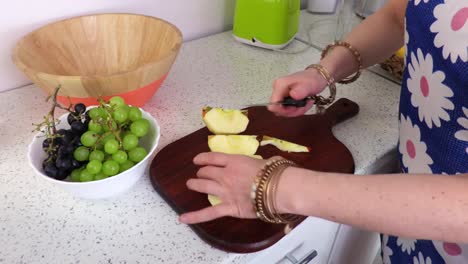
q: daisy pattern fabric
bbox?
[383,0,468,263]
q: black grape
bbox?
[74,103,86,114]
[42,138,53,151]
[55,169,69,180]
[71,121,86,134]
[44,163,59,178]
[71,158,82,169]
[56,156,72,170]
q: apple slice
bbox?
[208,194,222,206]
[202,107,249,135]
[208,135,259,155]
[260,136,310,153]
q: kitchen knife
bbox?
[246,96,314,108]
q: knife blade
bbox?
[246,96,314,108]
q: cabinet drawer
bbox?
[247,217,339,264]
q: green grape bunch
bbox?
[35,90,150,183]
[70,96,150,182]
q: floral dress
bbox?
[382,0,468,263]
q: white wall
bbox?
[1,0,307,92]
[0,0,237,92]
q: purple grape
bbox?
[42,138,53,151]
[71,158,82,169]
[67,112,79,125]
[74,103,86,114]
[56,156,72,170]
[44,163,59,178]
[71,121,86,134]
[71,136,82,147]
[55,169,69,180]
[58,144,74,155]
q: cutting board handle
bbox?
[324,98,360,126]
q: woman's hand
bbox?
[179,152,267,224]
[268,68,328,117]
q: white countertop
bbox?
[0,15,401,263]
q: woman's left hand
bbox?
[179,152,266,224]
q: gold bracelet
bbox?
[251,158,299,224]
[269,164,302,223]
[321,41,363,84]
[304,64,337,113]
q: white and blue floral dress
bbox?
[382,0,468,263]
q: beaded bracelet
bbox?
[321,41,363,84]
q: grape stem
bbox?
[47,86,61,135]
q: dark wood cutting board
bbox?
[149,98,359,253]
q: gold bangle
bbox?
[269,164,301,223]
[304,64,337,113]
[321,41,363,84]
[251,158,299,224]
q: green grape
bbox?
[130,119,150,137]
[104,139,119,154]
[80,169,94,182]
[112,150,128,164]
[113,106,129,123]
[102,160,120,176]
[94,172,108,181]
[70,169,83,182]
[74,146,90,161]
[89,107,106,120]
[88,120,103,133]
[103,120,117,132]
[86,160,102,174]
[89,150,105,162]
[119,160,135,172]
[109,96,125,107]
[128,107,142,122]
[129,147,147,163]
[122,133,139,150]
[101,134,116,145]
[89,107,102,120]
[81,131,99,147]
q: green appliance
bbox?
[233,0,300,50]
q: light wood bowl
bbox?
[13,13,182,106]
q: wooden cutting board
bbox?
[149,98,359,253]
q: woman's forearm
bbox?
[277,167,468,243]
[320,0,407,81]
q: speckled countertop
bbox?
[0,20,400,263]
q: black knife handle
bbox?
[281,96,311,107]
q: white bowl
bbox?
[27,107,160,199]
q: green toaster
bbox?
[233,0,300,50]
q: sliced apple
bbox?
[208,135,259,155]
[260,136,310,153]
[202,107,249,135]
[208,194,222,206]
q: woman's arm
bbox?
[321,0,407,80]
[277,168,468,243]
[269,0,407,117]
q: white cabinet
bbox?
[245,217,340,264]
[328,225,381,264]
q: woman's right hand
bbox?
[269,68,328,117]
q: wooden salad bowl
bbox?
[13,13,182,106]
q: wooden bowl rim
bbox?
[12,13,183,79]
